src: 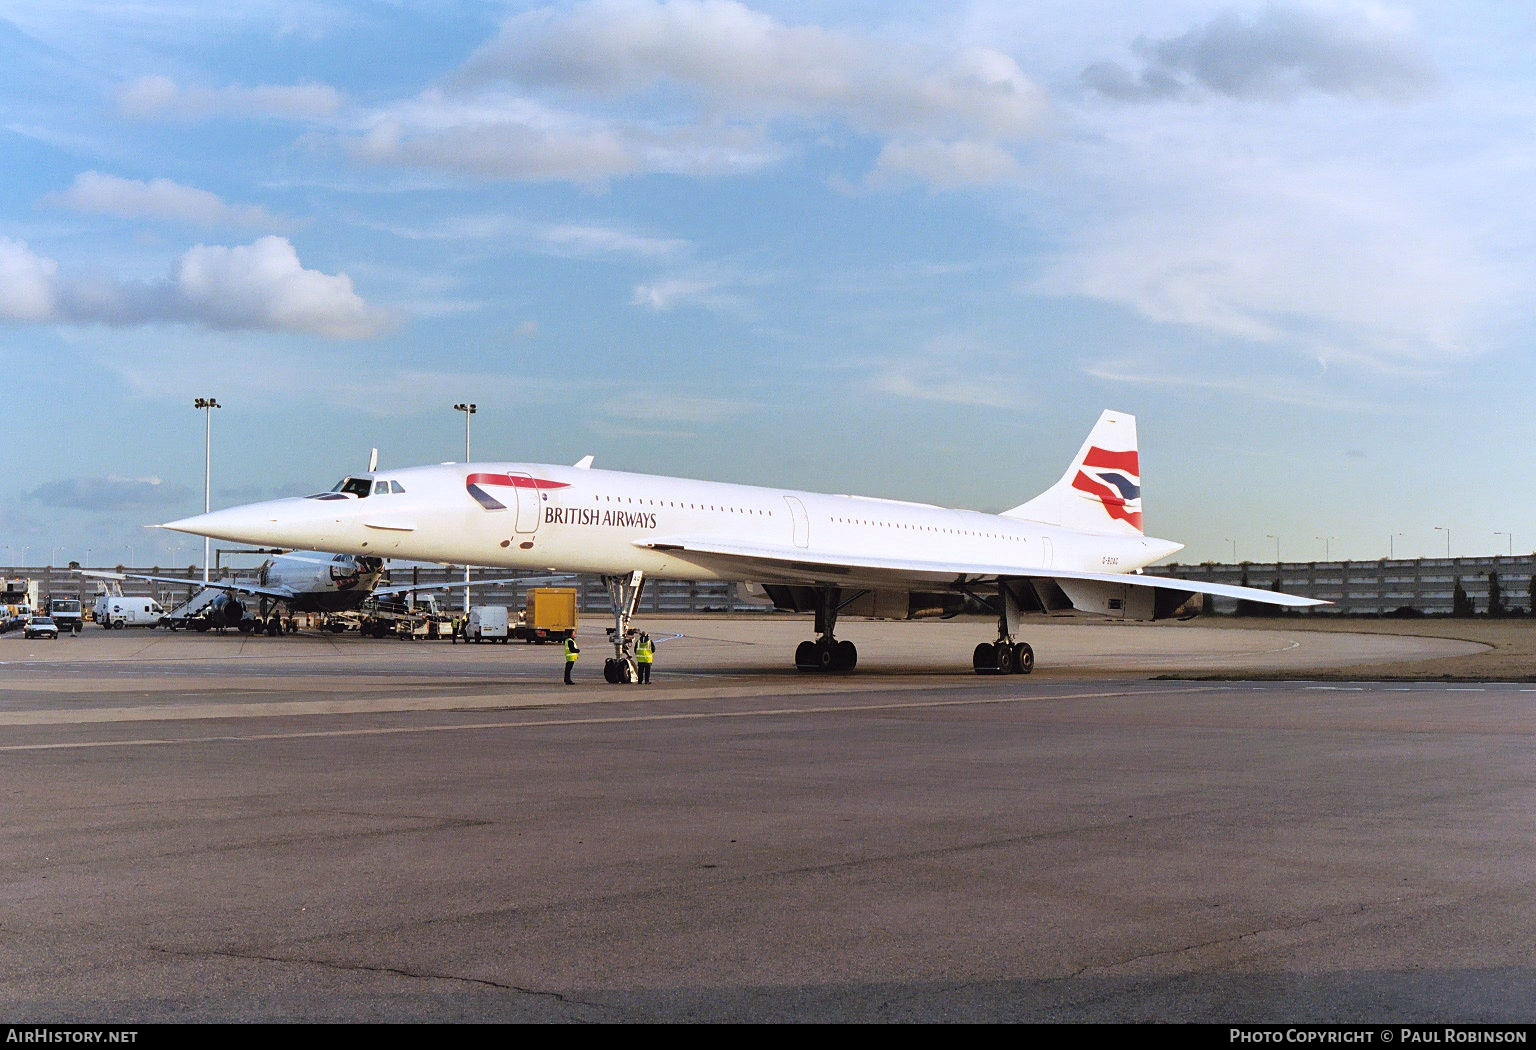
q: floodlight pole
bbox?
[454,403,477,615]
[194,397,221,585]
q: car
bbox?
[23,616,59,640]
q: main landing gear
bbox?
[793,588,857,672]
[972,639,1034,675]
[974,580,1034,675]
[600,571,645,684]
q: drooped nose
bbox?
[160,498,318,546]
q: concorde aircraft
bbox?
[161,410,1324,679]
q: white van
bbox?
[94,595,165,629]
[466,606,511,642]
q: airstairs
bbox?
[164,587,224,625]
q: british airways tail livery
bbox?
[162,410,1324,681]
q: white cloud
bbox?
[46,172,290,230]
[118,75,343,120]
[1084,2,1437,103]
[173,237,388,338]
[867,138,1024,188]
[352,0,1046,188]
[1082,364,1399,413]
[461,1,1046,139]
[866,334,1027,410]
[630,277,719,310]
[353,89,782,181]
[1034,165,1503,369]
[872,369,1019,411]
[0,238,59,321]
[0,236,390,338]
[540,223,688,258]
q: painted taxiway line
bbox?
[0,686,1213,752]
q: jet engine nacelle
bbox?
[206,593,245,627]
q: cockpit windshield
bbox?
[306,476,403,500]
[333,477,374,498]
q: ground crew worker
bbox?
[564,634,580,685]
[635,633,654,684]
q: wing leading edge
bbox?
[79,569,296,602]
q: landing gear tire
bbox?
[795,640,818,671]
[973,642,998,674]
[795,638,857,672]
[816,640,836,671]
[603,658,637,684]
[835,640,857,672]
[266,616,282,636]
[974,640,1032,675]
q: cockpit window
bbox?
[308,475,384,500]
[328,477,373,498]
[390,481,405,493]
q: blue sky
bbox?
[1,0,1531,567]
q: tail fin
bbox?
[1003,410,1143,536]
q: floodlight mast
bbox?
[194,397,221,584]
[453,403,477,615]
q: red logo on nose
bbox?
[465,473,569,510]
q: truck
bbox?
[466,605,511,643]
[516,587,578,644]
[93,595,165,629]
[45,596,83,635]
[1,577,38,618]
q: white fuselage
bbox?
[172,462,1182,585]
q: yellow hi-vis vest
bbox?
[565,638,579,662]
[636,640,653,664]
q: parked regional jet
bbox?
[161,410,1324,679]
[83,550,477,635]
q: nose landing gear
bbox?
[600,571,644,685]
